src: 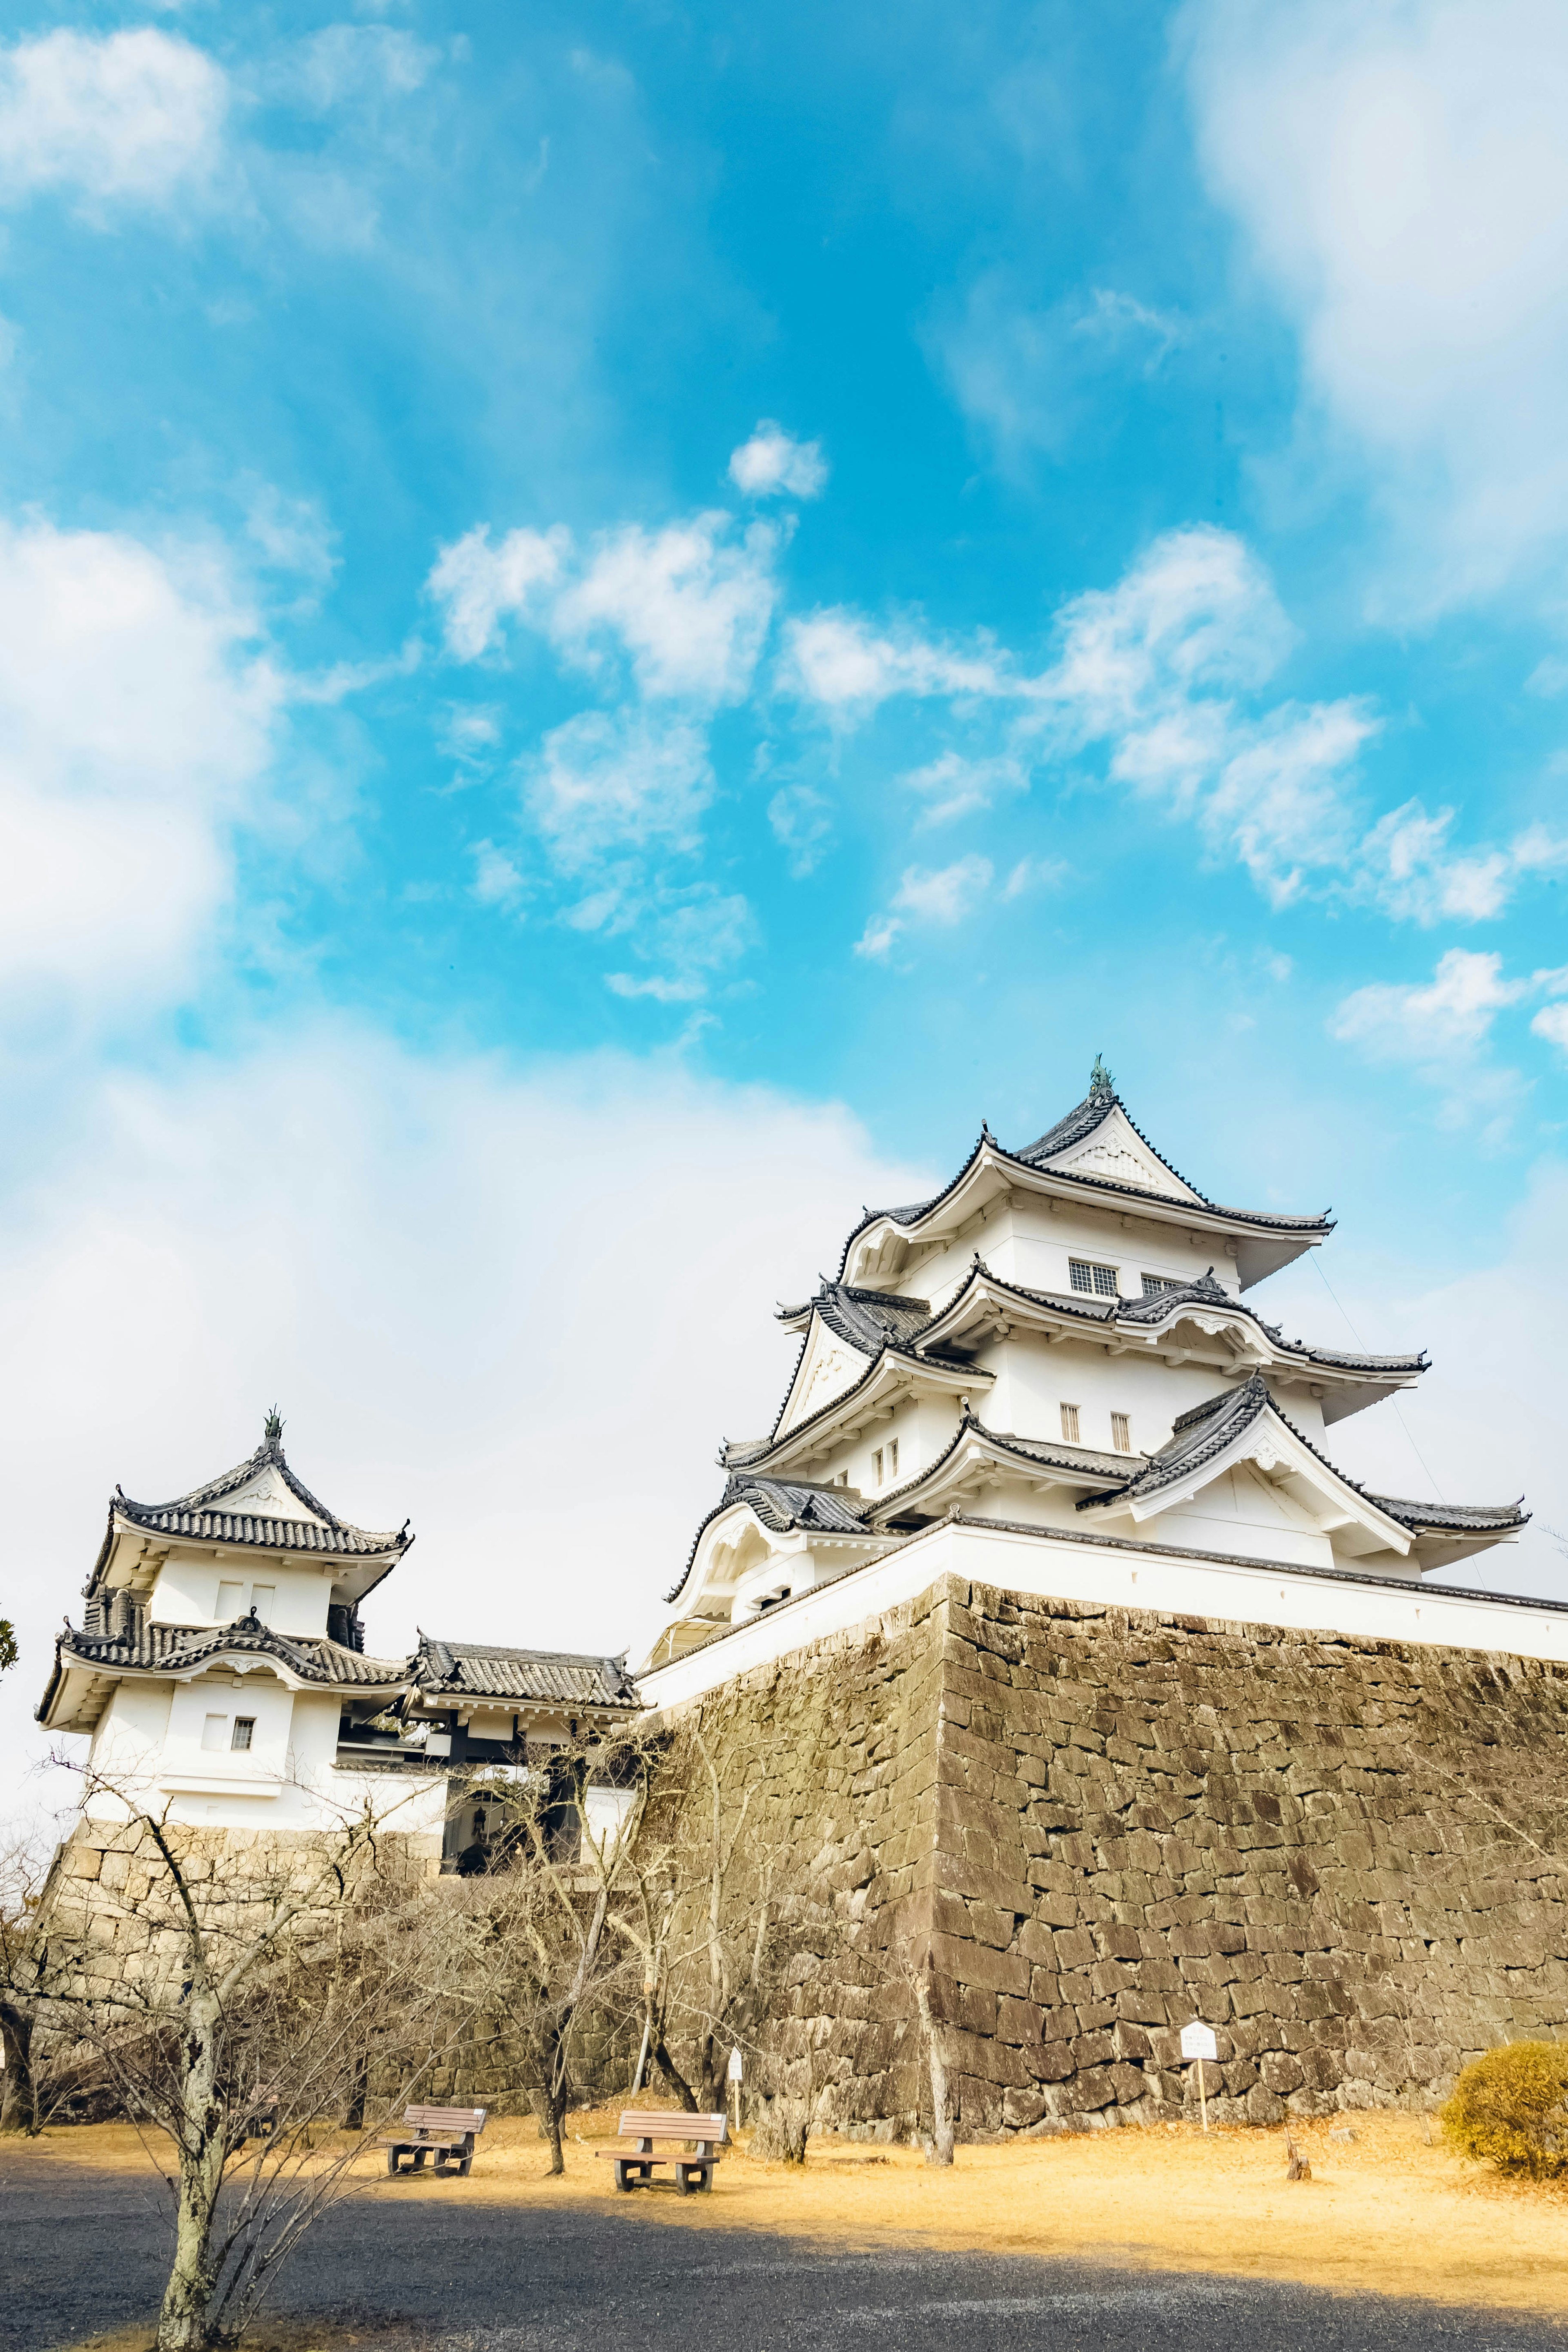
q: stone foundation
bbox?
[651,1572,1568,2138]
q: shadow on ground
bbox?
[1,2147,1556,2352]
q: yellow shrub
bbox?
[1441,2042,1568,2179]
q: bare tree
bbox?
[449,1745,646,2176]
[0,1827,60,2134]
[34,1764,508,2352]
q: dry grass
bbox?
[29,2102,1568,2328]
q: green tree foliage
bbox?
[1441,2040,1568,2178]
[0,1619,16,1677]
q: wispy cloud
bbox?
[855,853,993,960]
[1182,0,1568,615]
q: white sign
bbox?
[1180,2022,1218,2062]
[727,2046,744,2082]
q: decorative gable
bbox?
[775,1315,870,1439]
[219,1464,328,1527]
[1043,1103,1200,1203]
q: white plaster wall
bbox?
[889,1192,1239,1313]
[1148,1469,1336,1571]
[149,1552,333,1637]
[991,1198,1227,1303]
[89,1679,175,1786]
[640,1519,1568,1714]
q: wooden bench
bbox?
[381,2103,488,2177]
[595,2108,728,2195]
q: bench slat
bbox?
[402,2106,487,2129]
[615,2111,728,2139]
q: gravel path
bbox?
[2,2147,1556,2352]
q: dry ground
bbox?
[24,2101,1568,2322]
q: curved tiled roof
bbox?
[664,1471,875,1607]
[870,1412,1134,1525]
[37,1613,410,1722]
[1074,1373,1526,1537]
[412,1637,639,1709]
[836,1088,1331,1275]
[102,1432,410,1571]
[115,1502,403,1556]
[918,1259,1426,1378]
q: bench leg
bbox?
[386,2148,399,2176]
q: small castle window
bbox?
[1141,1274,1180,1299]
[249,1585,275,1625]
[887,1437,899,1479]
[1060,1403,1081,1444]
[872,1446,883,1484]
[232,1717,255,1752]
[1069,1259,1119,1298]
[1111,1412,1131,1453]
[216,1581,243,1619]
[201,1713,227,1752]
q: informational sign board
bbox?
[727,2046,744,2082]
[1180,2021,1218,2063]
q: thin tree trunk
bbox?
[651,2029,699,2112]
[156,1982,228,2352]
[0,1998,37,2134]
[912,1972,954,2168]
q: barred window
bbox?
[1069,1259,1119,1298]
[1111,1412,1131,1453]
[1141,1273,1181,1299]
[231,1717,256,1752]
[1060,1403,1081,1444]
[887,1437,899,1479]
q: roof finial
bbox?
[263,1405,284,1449]
[1088,1053,1114,1101]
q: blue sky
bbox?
[5,0,1568,1794]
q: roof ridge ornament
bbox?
[1088,1053,1115,1102]
[263,1405,285,1454]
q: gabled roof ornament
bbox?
[1088,1053,1115,1101]
[263,1406,285,1452]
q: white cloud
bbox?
[0,1029,927,1809]
[1257,1161,1568,1608]
[427,524,568,661]
[552,517,779,704]
[855,854,993,959]
[1331,948,1530,1066]
[523,708,713,870]
[276,25,439,111]
[243,481,339,598]
[728,422,828,501]
[902,749,1027,827]
[1042,523,1293,726]
[430,513,779,707]
[1073,287,1186,365]
[469,840,525,908]
[1033,526,1376,903]
[605,887,756,1001]
[784,608,1007,719]
[1531,1003,1568,1057]
[0,517,280,1032]
[931,272,1188,471]
[1002,855,1069,899]
[1182,0,1568,612]
[0,29,227,210]
[767,781,834,878]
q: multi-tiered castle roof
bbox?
[646,1069,1526,1671]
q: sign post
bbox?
[1179,2020,1218,2131]
[727,2043,743,2133]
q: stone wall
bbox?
[652,1572,1568,2139]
